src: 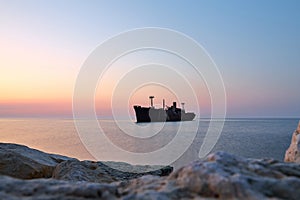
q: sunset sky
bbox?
[1,0,299,118]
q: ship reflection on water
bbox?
[133,96,196,123]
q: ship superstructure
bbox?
[133,96,196,123]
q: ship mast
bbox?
[149,96,154,108]
[181,103,185,111]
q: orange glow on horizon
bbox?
[0,100,72,117]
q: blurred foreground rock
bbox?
[0,175,118,200]
[285,121,300,162]
[1,143,300,199]
[118,152,300,199]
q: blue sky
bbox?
[1,0,299,117]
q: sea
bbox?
[0,118,298,169]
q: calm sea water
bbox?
[0,118,298,168]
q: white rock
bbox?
[285,121,300,162]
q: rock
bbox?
[2,151,300,199]
[3,142,300,199]
[52,160,173,183]
[284,121,300,162]
[118,152,300,199]
[0,175,118,200]
[0,143,73,179]
[0,142,172,183]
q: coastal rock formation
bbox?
[285,121,300,162]
[0,143,172,182]
[1,143,300,199]
[52,159,173,183]
[118,152,300,199]
[0,143,73,179]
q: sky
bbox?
[0,0,300,118]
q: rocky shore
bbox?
[0,122,300,199]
